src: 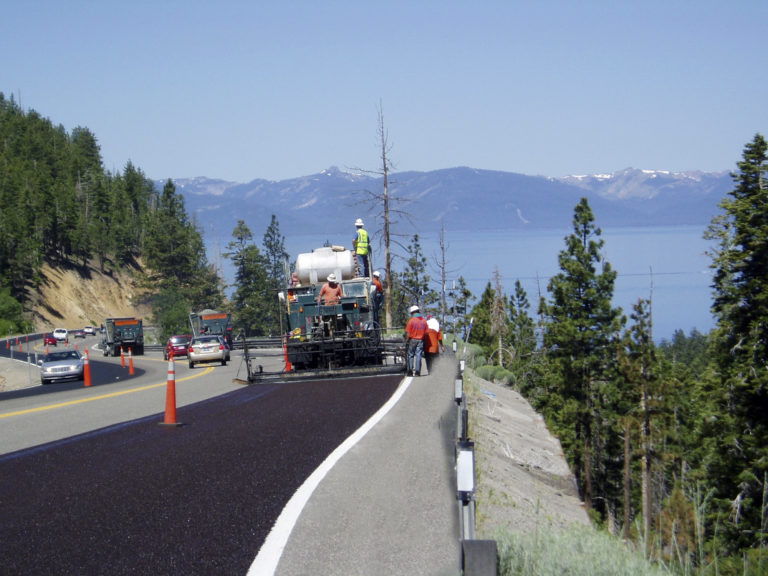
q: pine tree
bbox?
[539,197,624,513]
[227,221,271,337]
[699,133,768,554]
[262,215,287,336]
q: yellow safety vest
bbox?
[355,229,370,255]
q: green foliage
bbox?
[227,220,272,336]
[658,329,710,378]
[0,93,224,330]
[0,286,31,335]
[696,133,768,555]
[152,286,193,341]
[261,215,287,335]
[538,197,624,512]
[496,525,671,576]
[399,234,437,311]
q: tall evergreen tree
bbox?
[262,215,287,335]
[698,133,768,555]
[539,197,624,513]
[400,234,436,312]
[227,221,271,336]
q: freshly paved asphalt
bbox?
[0,374,403,575]
[268,354,460,576]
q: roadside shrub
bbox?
[496,525,671,576]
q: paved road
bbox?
[0,351,403,574]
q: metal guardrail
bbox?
[454,343,499,575]
[142,338,283,353]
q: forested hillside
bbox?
[0,93,222,335]
[467,135,768,575]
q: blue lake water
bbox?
[220,224,715,342]
[412,226,715,342]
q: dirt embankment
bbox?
[465,372,591,537]
[26,261,152,332]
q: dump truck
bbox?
[102,317,144,357]
[189,309,233,347]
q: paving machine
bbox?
[242,246,404,383]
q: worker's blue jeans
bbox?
[407,339,424,375]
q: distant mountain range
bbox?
[158,166,732,241]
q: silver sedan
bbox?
[39,350,84,384]
[188,335,228,368]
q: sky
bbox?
[3,1,768,183]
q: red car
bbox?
[43,333,57,346]
[164,335,191,360]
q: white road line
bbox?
[248,376,413,576]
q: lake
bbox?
[218,225,715,343]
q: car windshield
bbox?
[170,336,189,345]
[192,336,219,345]
[46,351,80,362]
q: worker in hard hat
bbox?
[371,270,384,325]
[317,273,343,306]
[404,304,427,377]
[317,273,345,336]
[353,218,371,277]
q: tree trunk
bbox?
[623,422,631,540]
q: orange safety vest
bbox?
[405,315,427,340]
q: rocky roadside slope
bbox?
[464,371,591,537]
[27,261,152,332]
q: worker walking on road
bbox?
[405,305,427,377]
[424,315,443,374]
[353,218,371,277]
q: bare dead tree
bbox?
[349,101,413,330]
[490,267,509,367]
[431,222,461,329]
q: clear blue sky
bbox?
[3,1,767,182]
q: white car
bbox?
[52,328,68,341]
[39,350,84,384]
[83,326,96,335]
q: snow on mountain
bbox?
[156,166,731,239]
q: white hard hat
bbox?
[408,305,419,314]
[373,270,380,277]
[355,218,364,227]
[327,273,337,282]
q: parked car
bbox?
[83,326,96,335]
[72,329,86,339]
[52,328,68,341]
[43,333,57,346]
[39,349,84,384]
[188,335,228,368]
[164,334,191,360]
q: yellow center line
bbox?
[0,366,215,419]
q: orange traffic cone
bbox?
[120,346,125,367]
[5,339,8,349]
[160,353,182,427]
[18,339,22,352]
[46,344,50,354]
[83,350,91,387]
[128,349,135,375]
[283,336,292,372]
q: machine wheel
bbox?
[189,361,195,369]
[221,358,226,366]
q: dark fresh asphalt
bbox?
[0,375,401,575]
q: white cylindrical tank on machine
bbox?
[295,246,356,285]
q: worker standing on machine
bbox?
[353,218,371,277]
[318,273,343,305]
[371,270,384,326]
